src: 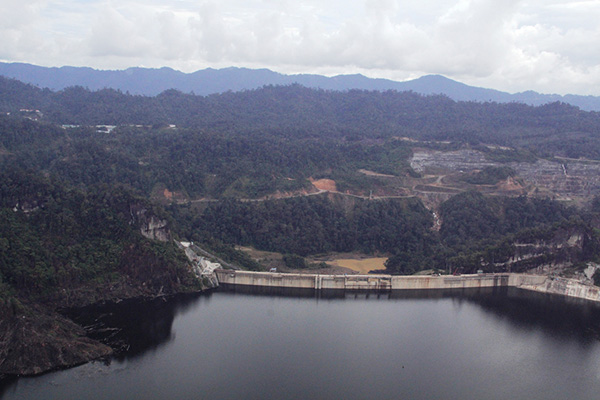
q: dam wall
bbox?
[515,275,600,302]
[214,270,392,290]
[391,274,511,289]
[214,270,600,303]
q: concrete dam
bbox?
[214,269,600,303]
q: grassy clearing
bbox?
[237,246,388,274]
[326,257,388,274]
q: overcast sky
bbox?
[1,0,599,95]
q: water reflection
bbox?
[220,285,600,344]
[61,287,600,359]
[61,292,212,360]
[219,284,322,298]
[468,288,600,344]
[0,377,17,399]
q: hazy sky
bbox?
[2,0,599,95]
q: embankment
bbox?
[214,270,600,303]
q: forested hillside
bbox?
[0,167,196,304]
[177,191,597,275]
[192,195,435,257]
[0,114,415,199]
[3,76,600,159]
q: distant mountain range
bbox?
[1,62,599,111]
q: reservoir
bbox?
[3,287,600,399]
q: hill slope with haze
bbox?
[1,62,599,111]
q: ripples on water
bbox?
[3,287,600,400]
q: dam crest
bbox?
[214,270,600,303]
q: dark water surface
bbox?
[3,287,600,400]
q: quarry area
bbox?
[409,149,600,204]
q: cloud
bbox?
[87,7,150,57]
[1,0,599,95]
[0,0,46,60]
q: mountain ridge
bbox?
[1,62,599,111]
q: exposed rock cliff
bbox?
[130,204,170,242]
[494,225,596,276]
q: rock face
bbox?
[129,204,170,242]
[501,226,590,273]
[139,215,169,242]
[584,264,599,280]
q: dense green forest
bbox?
[0,113,415,199]
[3,76,600,159]
[190,195,435,257]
